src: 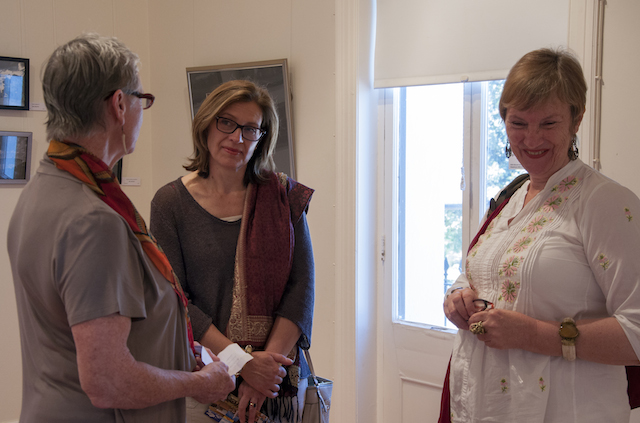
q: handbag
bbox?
[302,349,332,423]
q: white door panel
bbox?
[383,321,454,422]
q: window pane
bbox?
[394,81,526,329]
[398,83,463,327]
[483,80,526,215]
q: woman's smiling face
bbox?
[505,95,583,185]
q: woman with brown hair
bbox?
[151,80,315,423]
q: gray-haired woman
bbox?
[8,33,234,423]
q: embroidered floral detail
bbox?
[542,195,563,212]
[512,236,533,253]
[499,279,520,302]
[486,219,496,232]
[598,254,610,270]
[625,207,633,222]
[500,378,508,393]
[527,215,548,233]
[552,175,579,193]
[469,237,483,257]
[499,255,524,277]
[539,377,546,392]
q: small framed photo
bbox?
[0,131,32,184]
[186,59,295,178]
[0,56,30,110]
[112,158,123,184]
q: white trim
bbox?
[400,375,445,390]
[568,0,600,169]
[334,0,380,422]
[334,0,358,418]
[591,0,605,171]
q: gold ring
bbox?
[469,321,486,335]
[249,402,257,408]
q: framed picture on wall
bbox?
[186,59,295,178]
[0,131,32,184]
[112,158,123,184]
[0,56,30,111]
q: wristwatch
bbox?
[559,318,579,361]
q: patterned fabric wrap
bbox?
[46,139,195,354]
[227,171,313,404]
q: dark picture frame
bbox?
[112,158,123,184]
[0,56,29,110]
[0,130,32,184]
[186,59,295,178]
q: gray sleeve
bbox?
[150,183,215,339]
[150,184,186,284]
[275,212,315,349]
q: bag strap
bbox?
[304,349,317,379]
[487,173,530,216]
[304,349,329,412]
[468,173,530,254]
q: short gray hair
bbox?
[42,33,140,140]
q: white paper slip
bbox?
[195,344,214,366]
[218,343,254,376]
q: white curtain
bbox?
[374,0,570,88]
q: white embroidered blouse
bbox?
[448,159,640,423]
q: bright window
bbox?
[385,80,525,328]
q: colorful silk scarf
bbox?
[47,139,195,354]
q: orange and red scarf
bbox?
[47,139,195,354]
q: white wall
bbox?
[1,1,639,423]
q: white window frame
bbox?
[383,80,514,329]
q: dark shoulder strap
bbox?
[469,173,530,253]
[487,173,530,215]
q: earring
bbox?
[568,134,579,161]
[505,141,512,158]
[122,127,128,156]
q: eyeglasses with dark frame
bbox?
[126,91,155,110]
[473,299,495,312]
[214,116,265,142]
[104,89,155,110]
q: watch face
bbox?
[560,321,579,339]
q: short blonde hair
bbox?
[499,48,587,127]
[185,80,279,185]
